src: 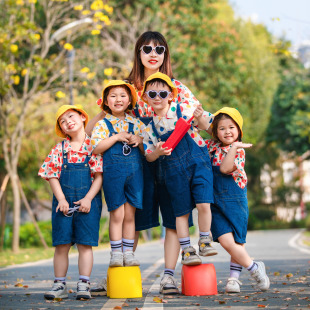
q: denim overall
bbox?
[102,118,143,211]
[52,141,102,247]
[210,152,249,244]
[150,104,213,228]
[133,105,160,230]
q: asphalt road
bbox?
[0,229,309,309]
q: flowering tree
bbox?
[0,0,113,251]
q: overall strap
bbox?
[103,118,116,136]
[151,120,160,139]
[176,104,183,119]
[133,105,141,118]
[128,122,134,134]
[62,141,68,165]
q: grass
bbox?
[301,230,310,247]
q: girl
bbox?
[39,104,103,300]
[91,80,144,267]
[206,107,270,293]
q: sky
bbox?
[229,0,310,47]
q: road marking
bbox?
[101,257,165,310]
[288,229,310,254]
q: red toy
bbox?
[162,115,194,151]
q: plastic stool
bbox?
[182,264,218,296]
[107,266,142,298]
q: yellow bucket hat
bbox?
[213,107,243,137]
[102,80,137,108]
[141,72,178,103]
[55,104,89,138]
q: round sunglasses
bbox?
[140,45,166,55]
[145,90,171,100]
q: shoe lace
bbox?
[162,275,177,287]
[78,281,89,292]
[51,282,64,291]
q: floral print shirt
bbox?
[206,139,247,189]
[38,135,103,182]
[91,113,144,149]
[132,78,205,118]
[143,101,213,154]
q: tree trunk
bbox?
[11,173,21,252]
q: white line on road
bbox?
[288,229,310,254]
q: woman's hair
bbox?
[101,85,133,114]
[127,31,174,90]
[211,113,242,143]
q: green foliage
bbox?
[306,215,310,231]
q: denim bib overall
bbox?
[102,118,143,211]
[210,152,249,244]
[151,104,213,226]
[52,141,102,247]
[133,106,160,230]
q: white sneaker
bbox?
[251,261,270,291]
[159,274,179,295]
[181,246,202,265]
[123,251,140,266]
[109,251,124,267]
[44,281,68,300]
[225,277,242,293]
[90,278,107,296]
[76,280,91,300]
[198,236,218,256]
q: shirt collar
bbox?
[152,102,176,125]
[63,134,91,155]
[105,113,135,125]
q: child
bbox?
[206,107,270,293]
[142,72,217,266]
[38,104,103,300]
[91,80,144,267]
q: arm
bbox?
[93,131,132,154]
[146,142,172,162]
[193,104,210,130]
[49,178,69,215]
[220,142,252,174]
[74,172,102,213]
[85,111,106,136]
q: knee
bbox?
[196,203,210,213]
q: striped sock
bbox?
[230,263,242,279]
[79,275,90,283]
[164,268,175,277]
[110,240,122,252]
[246,261,258,273]
[179,237,191,250]
[199,231,210,238]
[122,238,134,252]
[54,277,66,284]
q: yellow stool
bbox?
[107,266,142,298]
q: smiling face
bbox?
[58,109,86,138]
[143,81,173,117]
[216,116,241,146]
[140,40,165,77]
[105,86,131,118]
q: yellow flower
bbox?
[91,29,100,35]
[13,75,20,85]
[74,5,83,10]
[60,68,66,74]
[28,0,37,3]
[21,69,28,76]
[7,64,16,73]
[96,24,103,30]
[56,91,66,98]
[34,34,40,40]
[82,81,88,86]
[16,0,24,5]
[87,72,96,79]
[94,11,103,18]
[90,0,104,11]
[103,79,109,86]
[10,44,18,53]
[103,5,113,13]
[104,68,113,76]
[82,10,91,15]
[64,43,73,50]
[80,67,90,73]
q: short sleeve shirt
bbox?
[38,135,103,182]
[143,101,213,154]
[206,139,247,189]
[91,113,144,149]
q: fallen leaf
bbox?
[23,285,29,289]
[219,301,226,304]
[284,298,292,301]
[68,289,73,293]
[53,298,63,302]
[282,282,287,285]
[257,305,267,308]
[155,274,161,277]
[114,307,122,309]
[286,273,293,278]
[14,283,23,287]
[122,302,129,307]
[274,272,280,276]
[153,296,163,303]
[67,276,71,280]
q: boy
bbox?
[141,73,217,269]
[38,104,103,300]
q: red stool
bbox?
[181,264,218,296]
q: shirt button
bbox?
[64,165,67,168]
[85,164,88,167]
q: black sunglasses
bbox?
[140,45,166,55]
[145,90,171,100]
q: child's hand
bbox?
[74,197,91,213]
[116,131,132,143]
[193,104,204,120]
[128,135,143,147]
[56,198,69,215]
[232,142,253,149]
[155,142,172,157]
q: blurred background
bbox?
[0,0,309,263]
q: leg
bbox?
[225,255,243,293]
[54,243,71,278]
[133,230,140,252]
